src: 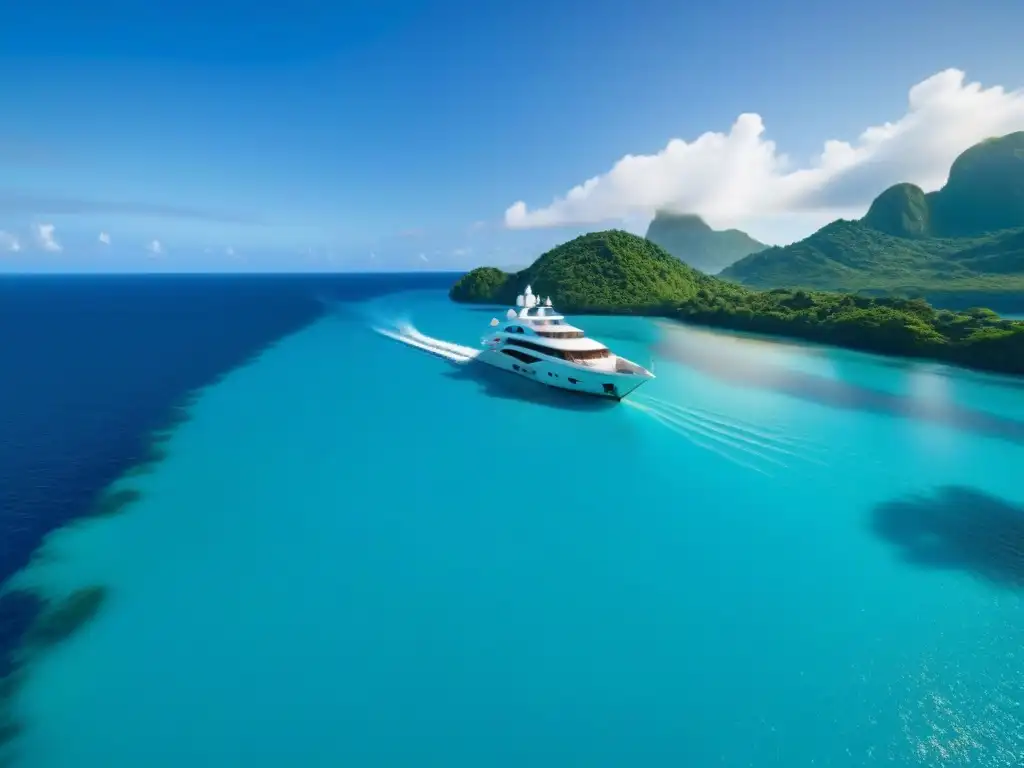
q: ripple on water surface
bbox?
[6,292,1024,767]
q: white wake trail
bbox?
[394,322,481,360]
[373,322,480,365]
[634,395,827,466]
[625,399,772,475]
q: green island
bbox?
[721,132,1024,311]
[450,229,1024,377]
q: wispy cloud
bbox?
[0,192,263,224]
[0,230,21,252]
[225,246,235,256]
[147,239,163,256]
[399,228,425,239]
[98,231,111,245]
[452,246,470,256]
[418,252,429,262]
[34,223,61,252]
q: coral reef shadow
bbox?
[872,485,1024,588]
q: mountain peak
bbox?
[862,183,931,238]
[645,211,764,273]
[929,131,1024,236]
[719,133,1024,298]
[947,131,1024,181]
[855,132,1024,239]
[649,210,714,232]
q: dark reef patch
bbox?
[872,486,1024,587]
[89,487,143,519]
[0,271,457,692]
[0,669,22,751]
[0,586,107,758]
[22,586,108,652]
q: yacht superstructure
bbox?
[477,285,654,400]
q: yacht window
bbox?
[503,325,525,334]
[505,338,557,356]
[501,348,541,364]
[535,330,585,339]
[563,348,611,361]
[505,338,610,361]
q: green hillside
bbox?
[721,132,1024,305]
[929,132,1024,237]
[450,230,715,311]
[450,229,1024,377]
[643,211,766,273]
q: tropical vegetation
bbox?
[450,229,1024,376]
[720,131,1024,310]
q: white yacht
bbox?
[477,285,654,400]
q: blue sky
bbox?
[1,0,1022,272]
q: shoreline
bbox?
[450,298,1024,379]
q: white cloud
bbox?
[147,239,163,255]
[98,231,111,245]
[33,223,61,252]
[369,251,377,259]
[504,69,1024,243]
[418,253,429,262]
[0,230,21,252]
[225,246,235,256]
[452,247,470,256]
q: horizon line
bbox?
[0,268,470,277]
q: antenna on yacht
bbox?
[544,297,552,307]
[516,294,525,307]
[506,308,517,320]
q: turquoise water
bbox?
[8,289,1024,767]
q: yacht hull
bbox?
[475,348,651,400]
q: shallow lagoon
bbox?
[7,289,1024,767]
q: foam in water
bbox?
[625,395,830,476]
[373,320,480,364]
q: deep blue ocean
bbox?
[3,274,1024,767]
[0,273,456,672]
